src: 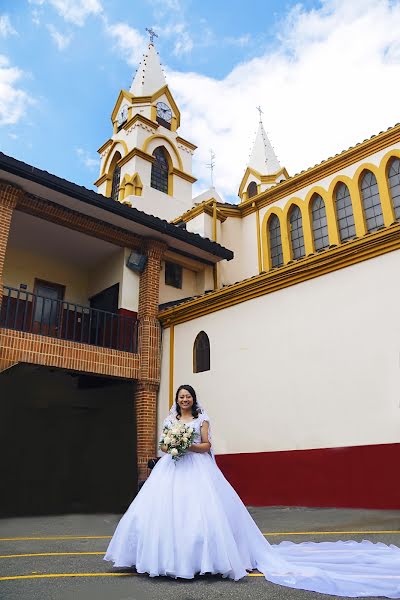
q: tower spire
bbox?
[130,33,166,96]
[248,108,281,175]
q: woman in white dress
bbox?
[104,385,400,598]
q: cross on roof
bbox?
[256,105,263,123]
[146,27,158,44]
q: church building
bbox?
[1,38,400,514]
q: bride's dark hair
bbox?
[175,384,200,419]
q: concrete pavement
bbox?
[1,507,400,600]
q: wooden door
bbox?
[33,279,65,337]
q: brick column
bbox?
[0,183,21,310]
[136,239,167,482]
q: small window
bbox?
[165,261,182,288]
[247,181,258,198]
[193,331,210,373]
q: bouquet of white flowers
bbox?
[159,421,196,461]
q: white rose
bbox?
[187,427,193,434]
[170,448,178,456]
[164,436,171,445]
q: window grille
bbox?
[269,215,284,267]
[312,195,329,251]
[151,147,169,194]
[360,171,384,232]
[388,158,400,221]
[335,183,356,242]
[289,205,305,259]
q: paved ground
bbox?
[1,507,400,600]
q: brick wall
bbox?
[0,329,139,378]
[136,240,167,482]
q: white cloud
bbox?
[0,15,17,37]
[104,21,146,67]
[47,24,72,49]
[76,147,98,169]
[29,0,102,26]
[163,0,400,201]
[0,55,32,126]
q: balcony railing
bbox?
[1,286,138,353]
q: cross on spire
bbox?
[256,105,263,123]
[146,27,158,45]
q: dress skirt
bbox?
[104,450,400,597]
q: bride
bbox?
[104,384,400,598]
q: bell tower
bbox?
[238,108,289,203]
[95,35,197,222]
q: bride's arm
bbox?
[188,421,211,453]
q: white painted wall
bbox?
[160,249,400,455]
[159,262,200,304]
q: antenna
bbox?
[145,27,158,45]
[206,149,216,188]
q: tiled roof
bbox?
[0,152,233,261]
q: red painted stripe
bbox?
[216,443,400,509]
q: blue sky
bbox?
[1,1,400,203]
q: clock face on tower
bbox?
[117,105,128,126]
[156,102,172,124]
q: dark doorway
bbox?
[89,283,119,313]
[33,279,65,337]
[0,364,137,517]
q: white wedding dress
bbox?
[104,414,400,597]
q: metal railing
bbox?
[1,286,138,353]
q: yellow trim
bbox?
[105,151,122,197]
[119,172,143,199]
[93,172,110,188]
[171,199,236,224]
[176,136,197,151]
[159,223,400,326]
[101,140,129,176]
[110,89,134,122]
[171,167,197,184]
[142,135,183,171]
[212,201,217,241]
[151,85,181,129]
[241,123,400,215]
[238,166,289,199]
[255,206,262,273]
[169,324,174,408]
[117,147,154,168]
[97,139,113,155]
[121,113,159,132]
[0,573,135,582]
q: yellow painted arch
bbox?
[101,140,129,175]
[142,135,183,171]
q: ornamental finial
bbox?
[146,27,158,45]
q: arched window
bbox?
[247,181,258,198]
[110,152,121,202]
[388,158,400,221]
[289,205,305,259]
[193,331,210,373]
[335,183,356,242]
[269,215,283,268]
[151,146,169,194]
[311,194,329,251]
[360,171,384,232]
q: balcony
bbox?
[1,286,138,353]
